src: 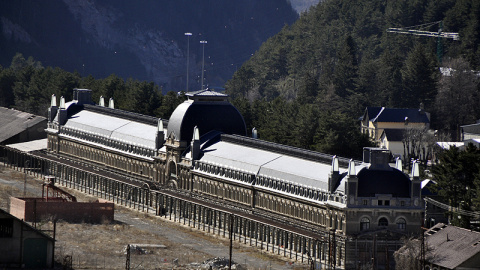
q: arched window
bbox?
[378,217,388,227]
[360,217,370,231]
[396,218,406,230]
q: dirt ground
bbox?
[0,164,304,270]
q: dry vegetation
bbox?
[0,164,299,269]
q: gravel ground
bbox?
[0,164,308,269]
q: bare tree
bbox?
[403,127,435,167]
[394,236,438,270]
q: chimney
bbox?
[57,96,68,125]
[395,157,403,171]
[191,126,201,162]
[364,147,390,170]
[411,160,422,198]
[328,156,340,193]
[108,98,115,109]
[346,159,358,204]
[48,94,58,122]
[99,96,105,107]
[155,119,165,150]
[348,159,356,176]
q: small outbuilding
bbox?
[0,208,54,268]
[0,107,47,145]
[425,223,480,269]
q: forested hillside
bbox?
[0,0,297,91]
[0,53,186,121]
[2,0,480,160]
[226,0,480,147]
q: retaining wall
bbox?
[10,197,114,223]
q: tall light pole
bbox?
[185,32,192,92]
[200,40,207,90]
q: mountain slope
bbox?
[0,0,298,92]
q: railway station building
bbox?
[43,88,424,269]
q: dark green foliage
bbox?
[334,35,359,98]
[0,53,184,120]
[400,44,439,109]
[432,144,480,228]
[313,110,374,159]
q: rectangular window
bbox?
[384,200,390,206]
[378,200,383,206]
[0,219,14,238]
[363,200,368,206]
[401,201,405,206]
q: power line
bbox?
[425,197,480,218]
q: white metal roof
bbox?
[65,110,157,148]
[200,140,342,191]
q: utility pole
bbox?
[185,32,192,91]
[125,244,130,270]
[200,40,207,90]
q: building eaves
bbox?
[461,123,480,135]
[426,223,480,269]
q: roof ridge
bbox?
[221,134,354,167]
[83,104,165,126]
[371,107,385,122]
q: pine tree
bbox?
[333,35,359,98]
[401,44,439,109]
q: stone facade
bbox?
[44,89,424,269]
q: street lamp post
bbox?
[185,32,192,92]
[200,40,207,90]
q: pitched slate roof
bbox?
[425,223,480,269]
[381,129,405,142]
[363,107,430,124]
[0,107,46,143]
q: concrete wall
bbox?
[10,197,114,223]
